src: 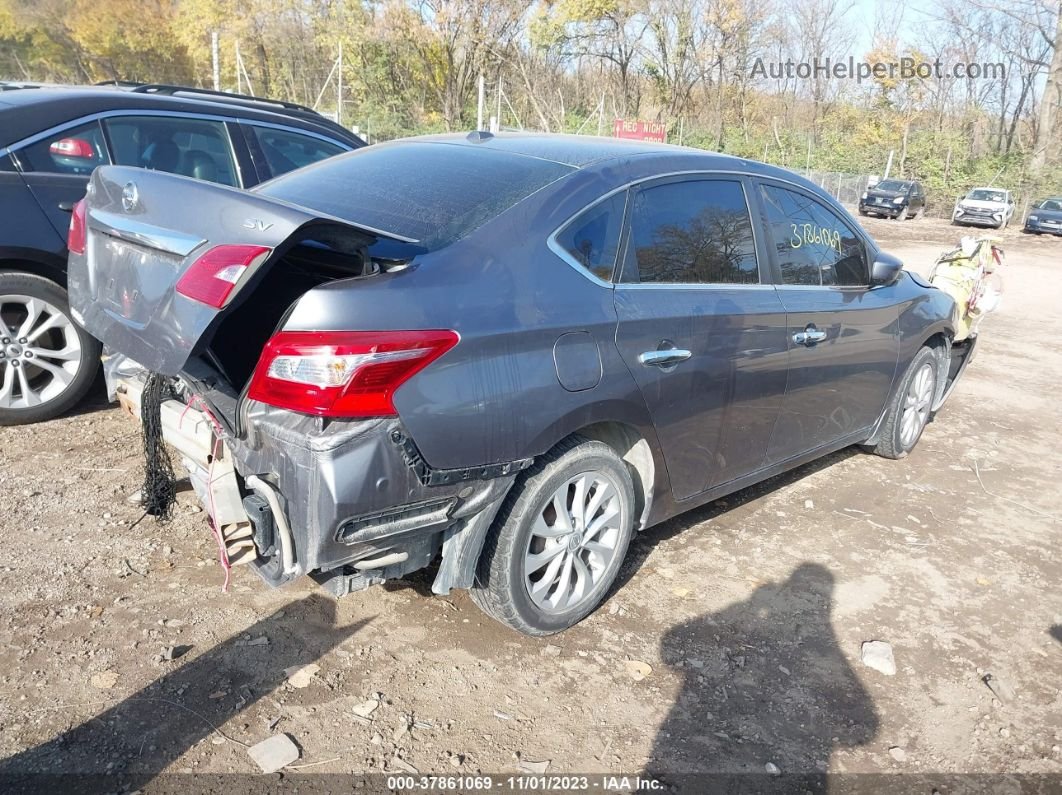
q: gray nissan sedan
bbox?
[67,133,972,635]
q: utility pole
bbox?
[496,78,502,130]
[477,74,485,130]
[337,41,344,126]
[211,31,221,91]
[235,40,242,94]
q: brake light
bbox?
[68,198,87,254]
[247,330,459,418]
[49,137,95,159]
[176,245,271,308]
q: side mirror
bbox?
[870,252,904,287]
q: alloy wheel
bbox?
[0,294,83,410]
[899,362,935,448]
[523,471,624,614]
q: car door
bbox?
[101,114,242,188]
[753,180,900,464]
[911,182,925,213]
[11,119,109,240]
[612,176,789,500]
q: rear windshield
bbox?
[257,141,574,249]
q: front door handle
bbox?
[638,349,692,368]
[58,201,76,212]
[792,327,828,346]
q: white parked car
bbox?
[952,188,1014,229]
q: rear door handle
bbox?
[638,349,692,368]
[792,327,828,346]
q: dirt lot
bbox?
[0,214,1060,790]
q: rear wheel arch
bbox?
[0,257,67,288]
[567,421,657,532]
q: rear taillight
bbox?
[175,245,271,308]
[67,198,87,254]
[247,330,459,418]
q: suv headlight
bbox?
[1029,215,1039,222]
[892,196,905,204]
[861,192,868,200]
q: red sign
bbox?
[613,119,667,143]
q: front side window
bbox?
[103,116,239,186]
[623,179,759,285]
[759,183,868,287]
[554,192,626,281]
[250,126,346,178]
[15,120,109,175]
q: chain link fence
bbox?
[795,169,872,209]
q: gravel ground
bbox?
[0,215,1059,790]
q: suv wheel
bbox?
[0,272,101,425]
[471,435,635,635]
[869,346,939,460]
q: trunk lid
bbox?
[68,166,408,375]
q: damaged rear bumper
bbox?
[116,373,524,596]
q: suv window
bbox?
[554,192,626,281]
[622,179,759,285]
[249,126,346,177]
[759,183,868,287]
[15,121,109,175]
[103,116,239,187]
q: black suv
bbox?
[0,83,364,424]
[858,178,926,220]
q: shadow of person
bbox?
[646,563,878,791]
[0,593,368,793]
[1051,625,1062,645]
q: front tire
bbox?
[471,435,635,636]
[870,346,939,460]
[0,272,101,426]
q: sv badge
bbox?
[243,218,274,232]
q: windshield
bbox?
[257,141,574,250]
[967,189,1006,203]
[1037,199,1062,211]
[874,180,909,192]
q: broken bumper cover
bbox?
[116,374,524,594]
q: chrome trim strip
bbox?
[88,209,206,257]
[2,109,241,159]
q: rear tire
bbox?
[870,346,939,460]
[0,272,101,426]
[471,435,635,636]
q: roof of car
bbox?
[0,85,361,149]
[408,131,736,168]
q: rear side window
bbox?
[15,120,109,175]
[554,192,626,281]
[759,184,868,287]
[258,142,573,249]
[622,179,759,285]
[249,126,346,177]
[103,116,239,187]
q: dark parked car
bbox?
[1023,197,1062,236]
[858,178,926,219]
[68,134,973,635]
[0,82,364,424]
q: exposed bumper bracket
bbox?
[390,430,532,487]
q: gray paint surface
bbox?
[67,133,958,582]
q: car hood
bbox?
[957,199,1005,211]
[1028,208,1062,222]
[866,189,905,200]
